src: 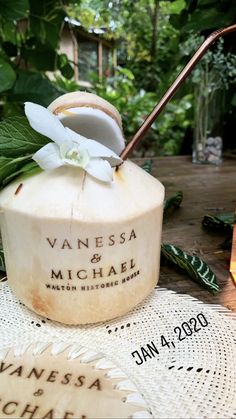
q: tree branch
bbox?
[150,0,160,61]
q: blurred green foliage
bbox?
[92,67,194,156]
[55,66,193,156]
[0,0,74,118]
[0,0,235,156]
[66,0,236,155]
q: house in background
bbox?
[60,17,117,87]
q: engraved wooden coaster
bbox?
[0,343,151,419]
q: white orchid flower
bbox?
[24,102,123,182]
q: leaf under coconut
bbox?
[0,116,49,158]
[2,161,41,188]
[161,243,219,294]
[0,156,34,189]
[0,114,47,188]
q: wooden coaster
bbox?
[0,343,151,419]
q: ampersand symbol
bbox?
[91,254,101,263]
[33,389,44,397]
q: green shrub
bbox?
[89,67,193,156]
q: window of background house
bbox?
[102,46,111,77]
[78,39,98,81]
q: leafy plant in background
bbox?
[66,0,195,156]
[90,67,193,156]
[170,0,236,34]
[0,0,76,119]
[67,0,187,93]
[53,74,81,92]
[70,0,236,156]
[0,116,46,188]
[171,0,236,155]
[1,0,235,156]
[180,36,236,161]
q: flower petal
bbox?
[63,148,90,169]
[65,127,122,166]
[60,142,71,159]
[32,143,63,170]
[78,140,122,167]
[65,127,88,145]
[25,102,70,146]
[86,158,113,182]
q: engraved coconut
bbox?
[0,92,164,324]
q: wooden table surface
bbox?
[136,155,236,312]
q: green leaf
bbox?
[117,67,135,80]
[11,71,63,106]
[215,213,234,228]
[57,54,74,79]
[0,20,17,44]
[22,43,57,71]
[60,62,74,80]
[29,0,65,49]
[170,10,188,29]
[184,8,235,32]
[2,42,18,57]
[141,159,153,174]
[198,0,218,6]
[168,0,186,15]
[202,213,234,232]
[0,245,6,273]
[0,57,16,93]
[0,0,29,20]
[161,243,219,294]
[0,155,32,188]
[164,191,183,213]
[2,160,41,187]
[0,116,49,158]
[231,94,236,107]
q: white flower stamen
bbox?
[66,148,80,161]
[63,147,90,169]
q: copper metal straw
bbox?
[120,24,236,161]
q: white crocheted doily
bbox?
[0,281,235,419]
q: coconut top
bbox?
[48,92,125,156]
[0,161,164,222]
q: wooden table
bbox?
[136,155,236,312]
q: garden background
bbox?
[0,0,235,157]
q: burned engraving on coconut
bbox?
[46,229,137,250]
[45,261,140,291]
[50,258,135,280]
[44,229,141,292]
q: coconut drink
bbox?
[0,92,164,325]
